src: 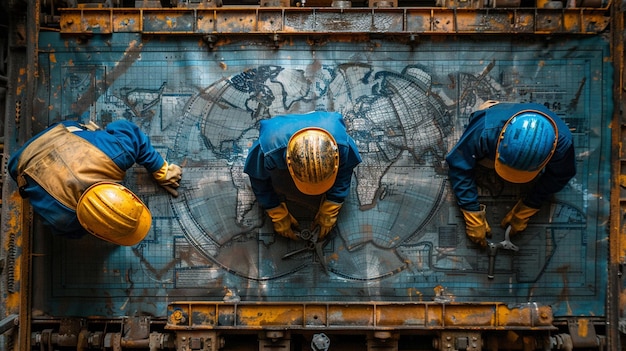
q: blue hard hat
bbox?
[495,110,558,183]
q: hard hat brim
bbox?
[292,174,337,195]
[494,160,541,184]
[112,208,152,246]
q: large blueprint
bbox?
[31,33,611,318]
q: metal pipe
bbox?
[0,314,18,335]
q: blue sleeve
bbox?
[106,120,165,172]
[244,142,281,209]
[326,139,362,203]
[83,120,165,172]
[445,117,487,212]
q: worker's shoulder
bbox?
[102,119,143,135]
[106,119,136,128]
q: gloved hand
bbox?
[314,200,343,240]
[501,199,540,235]
[461,204,491,247]
[153,161,183,188]
[266,202,299,240]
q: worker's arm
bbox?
[445,119,488,212]
[244,142,281,209]
[325,140,362,203]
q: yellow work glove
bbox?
[461,204,491,247]
[314,200,343,240]
[501,200,540,236]
[152,162,183,197]
[153,161,183,187]
[266,202,299,240]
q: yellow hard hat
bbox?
[286,127,339,195]
[77,182,152,246]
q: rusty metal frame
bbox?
[1,0,38,350]
[0,0,622,348]
[166,301,556,330]
[609,0,625,345]
[58,6,610,35]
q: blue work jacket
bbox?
[445,103,576,211]
[8,120,165,237]
[244,111,362,209]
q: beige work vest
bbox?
[16,124,126,210]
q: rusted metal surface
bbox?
[1,0,623,348]
[610,0,625,346]
[1,0,39,350]
[166,301,555,330]
[58,6,611,35]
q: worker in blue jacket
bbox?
[244,111,362,241]
[446,101,576,247]
[8,119,182,246]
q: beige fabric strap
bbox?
[17,124,126,209]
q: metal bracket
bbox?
[176,331,224,351]
[259,330,291,351]
[567,318,599,349]
[435,331,482,351]
[366,331,399,351]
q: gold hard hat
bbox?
[286,127,339,195]
[77,182,152,246]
